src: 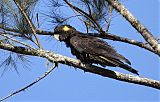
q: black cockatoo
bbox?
[53,25,138,75]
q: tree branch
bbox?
[0,41,159,90]
[87,33,159,56]
[13,0,42,49]
[63,0,103,32]
[36,30,159,56]
[0,24,158,55]
[105,0,159,53]
[0,33,34,49]
[0,62,56,102]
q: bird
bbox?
[53,25,139,75]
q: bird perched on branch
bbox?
[53,25,139,75]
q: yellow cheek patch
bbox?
[63,26,70,31]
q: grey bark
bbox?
[0,41,159,89]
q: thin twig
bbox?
[70,6,96,29]
[0,63,56,102]
[106,5,113,32]
[0,33,35,49]
[63,0,103,32]
[13,0,42,49]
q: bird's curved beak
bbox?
[54,34,60,40]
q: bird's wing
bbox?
[70,35,131,65]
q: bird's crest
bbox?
[63,26,70,31]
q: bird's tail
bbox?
[119,63,139,75]
[97,56,139,75]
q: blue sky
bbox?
[0,0,159,102]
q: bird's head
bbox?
[53,25,78,41]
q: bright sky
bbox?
[0,0,159,102]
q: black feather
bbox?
[53,25,139,75]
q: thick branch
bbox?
[105,0,159,53]
[0,41,159,89]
